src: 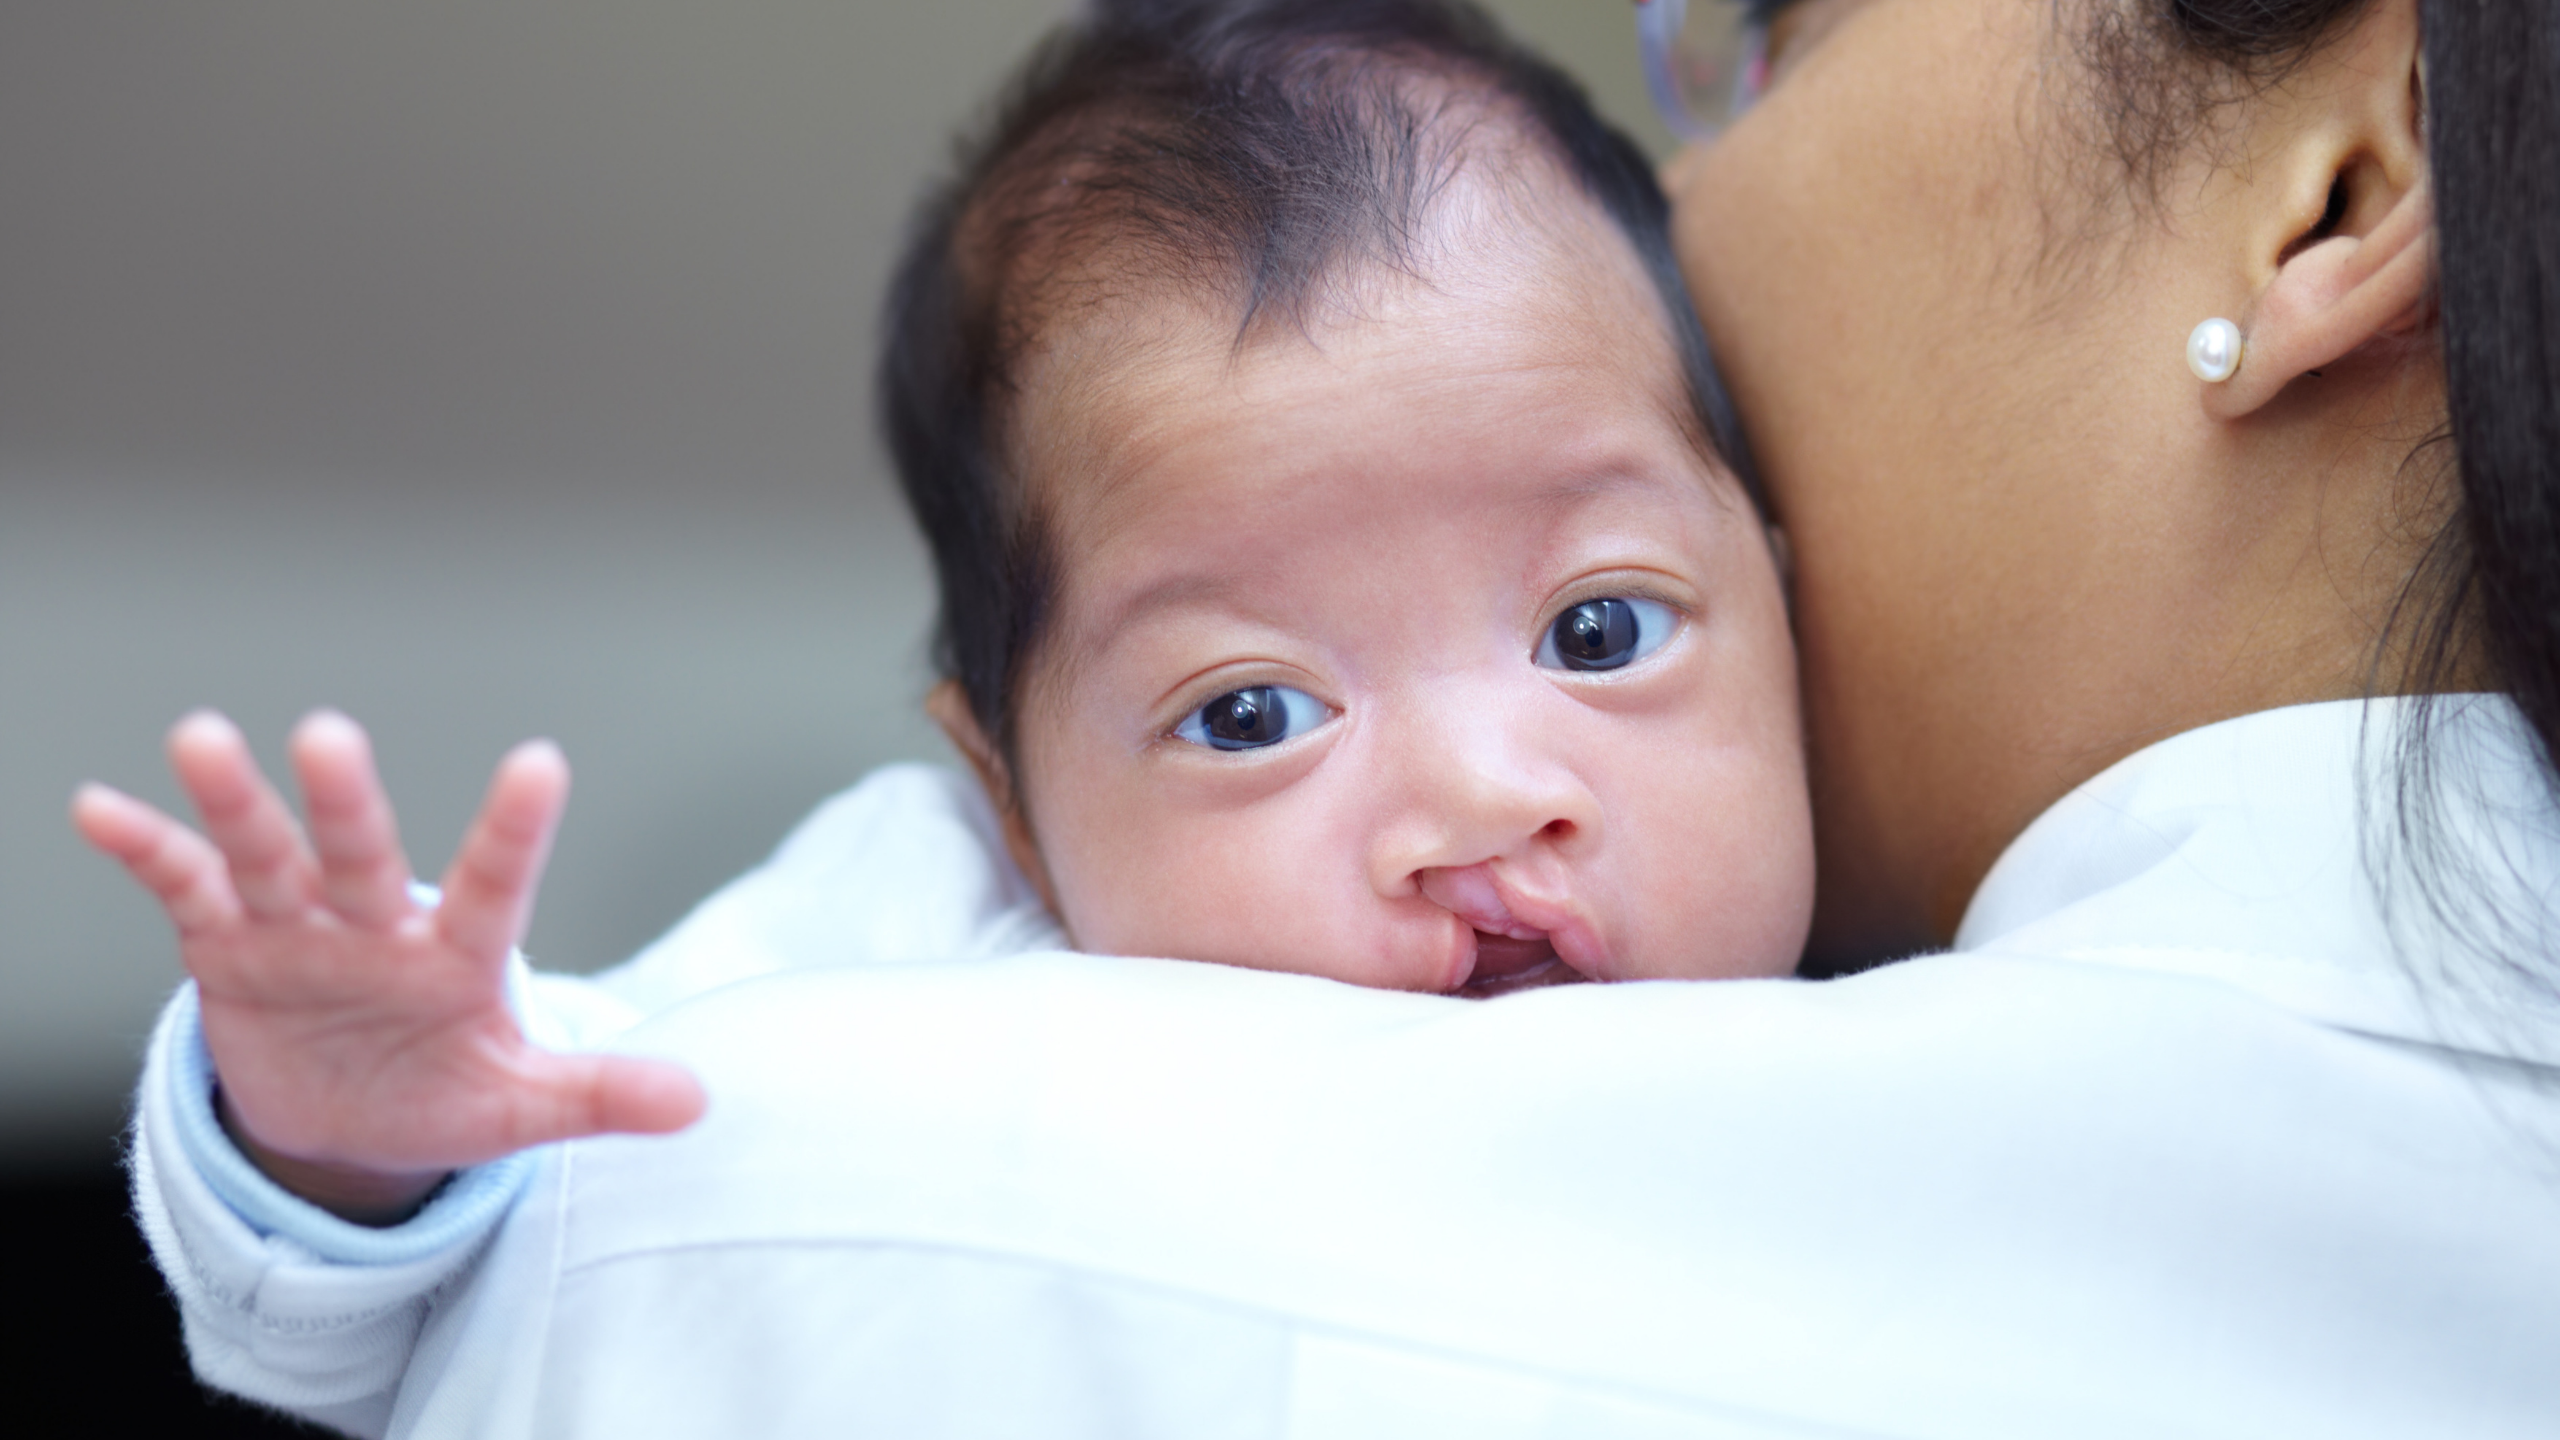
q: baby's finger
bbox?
[71,784,245,935]
[508,1052,708,1150]
[290,711,416,931]
[434,740,569,964]
[168,711,317,921]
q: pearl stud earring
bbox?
[2186,318,2243,383]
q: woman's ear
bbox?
[2206,0,2433,419]
[2208,181,2433,419]
[925,679,1062,915]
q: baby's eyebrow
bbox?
[1066,569,1249,673]
[1097,571,1239,634]
[1527,466,1659,512]
[1062,464,1711,675]
[1544,452,1755,527]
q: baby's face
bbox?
[989,204,1813,993]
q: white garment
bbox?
[130,699,2560,1438]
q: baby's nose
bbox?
[1417,863,1541,940]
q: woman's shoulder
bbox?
[1959,694,2560,1064]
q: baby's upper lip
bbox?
[1417,862,1608,984]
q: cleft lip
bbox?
[1421,862,1611,991]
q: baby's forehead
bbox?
[1013,167,1702,508]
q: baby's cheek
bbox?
[1045,811,1297,959]
[1606,721,1813,980]
[1052,811,1446,988]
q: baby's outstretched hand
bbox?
[73,711,706,1223]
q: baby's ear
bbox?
[925,680,1061,914]
[927,680,1009,805]
[1764,523,1794,587]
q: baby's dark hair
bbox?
[878,0,1749,768]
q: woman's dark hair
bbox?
[2086,0,2559,996]
[877,0,1745,771]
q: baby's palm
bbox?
[75,711,703,1218]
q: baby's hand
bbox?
[73,711,705,1223]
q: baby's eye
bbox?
[1173,685,1329,751]
[1534,597,1677,673]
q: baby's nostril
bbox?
[1539,819,1574,841]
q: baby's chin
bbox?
[1453,931,1590,1000]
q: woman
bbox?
[1663,0,2559,982]
[105,1,2559,1435]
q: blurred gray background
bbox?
[0,1,1667,1170]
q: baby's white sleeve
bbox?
[128,980,559,1437]
[123,762,1057,1436]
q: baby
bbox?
[78,0,1812,1225]
[889,0,1813,999]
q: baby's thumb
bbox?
[592,1055,709,1135]
[528,1053,708,1145]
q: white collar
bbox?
[1955,696,2560,1063]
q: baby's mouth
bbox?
[1423,861,1604,996]
[1456,930,1585,999]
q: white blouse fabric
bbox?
[129,698,2560,1438]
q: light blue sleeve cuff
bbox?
[164,980,536,1267]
